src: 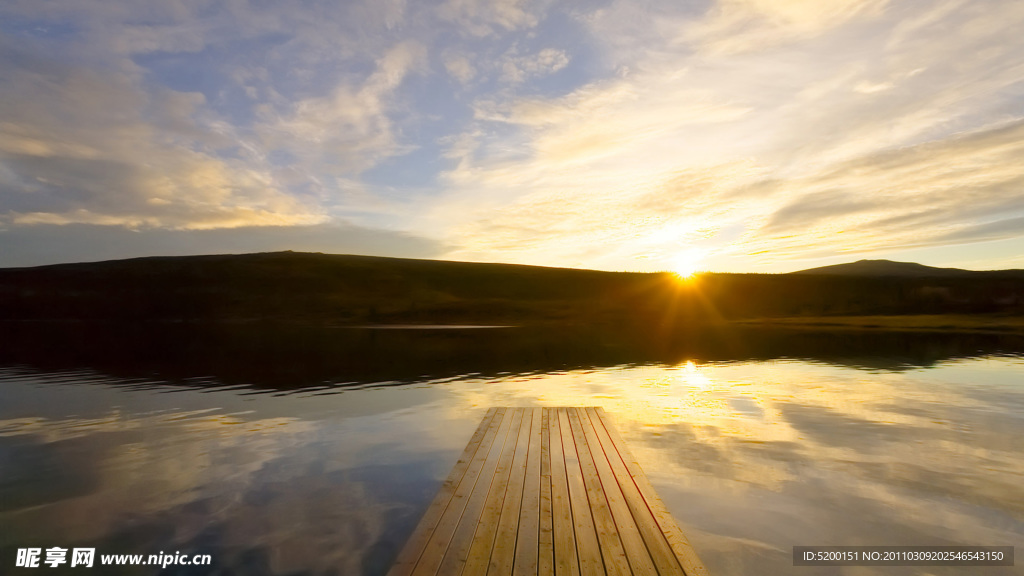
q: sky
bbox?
[1,0,1023,273]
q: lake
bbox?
[1,323,1022,575]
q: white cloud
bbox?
[500,48,569,83]
[720,0,886,31]
[686,0,889,54]
[259,41,426,177]
[111,23,208,54]
[853,80,893,94]
[444,53,477,84]
[744,120,1024,252]
[0,45,324,230]
[438,0,543,36]
[0,0,411,59]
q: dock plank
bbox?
[389,407,709,576]
[513,407,544,576]
[537,409,554,576]
[549,407,580,576]
[558,408,604,576]
[488,408,534,575]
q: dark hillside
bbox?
[0,252,674,325]
[1,252,1022,325]
[695,272,1024,317]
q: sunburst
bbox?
[672,248,706,279]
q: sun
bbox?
[672,249,705,279]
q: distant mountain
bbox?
[791,259,978,277]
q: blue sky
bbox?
[2,0,1023,272]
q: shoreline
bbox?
[4,314,1024,334]
[732,314,1024,334]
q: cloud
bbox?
[444,53,477,84]
[930,216,1024,246]
[438,0,544,36]
[1,0,410,59]
[472,75,751,165]
[499,48,570,83]
[0,42,323,231]
[259,41,427,177]
[729,0,886,28]
[743,120,1024,256]
[111,23,208,54]
[686,0,889,54]
[434,161,764,269]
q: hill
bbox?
[791,259,975,276]
[1,252,1022,325]
[0,252,677,325]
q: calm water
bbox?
[1,323,1023,575]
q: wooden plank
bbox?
[594,408,710,576]
[566,408,632,576]
[579,408,666,576]
[462,408,525,575]
[538,408,555,576]
[513,407,544,576]
[488,409,535,575]
[584,407,686,576]
[388,407,500,576]
[411,408,515,576]
[558,408,604,576]
[436,409,521,575]
[549,408,580,576]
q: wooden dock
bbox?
[388,407,709,576]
